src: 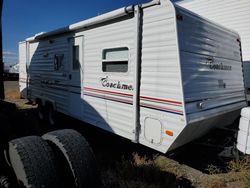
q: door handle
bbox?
[69,74,72,80]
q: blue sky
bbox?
[3,0,149,64]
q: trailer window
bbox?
[73,45,80,70]
[102,47,128,73]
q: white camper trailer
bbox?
[173,0,250,89]
[19,0,246,153]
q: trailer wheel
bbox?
[37,102,45,121]
[42,129,100,188]
[46,104,56,126]
[0,176,11,188]
[8,136,59,188]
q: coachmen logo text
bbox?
[100,76,133,91]
[206,57,232,71]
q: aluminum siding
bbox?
[27,36,70,114]
[80,16,135,140]
[139,1,186,153]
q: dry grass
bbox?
[101,153,185,188]
[201,157,250,188]
[101,153,250,188]
[4,81,20,100]
[226,157,250,187]
[227,157,250,172]
[4,81,35,109]
[206,164,222,175]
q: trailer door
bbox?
[68,36,84,118]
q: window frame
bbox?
[68,35,84,73]
[54,54,64,71]
[102,46,130,74]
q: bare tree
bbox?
[0,0,4,99]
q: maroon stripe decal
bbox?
[84,87,133,98]
[140,102,183,114]
[140,96,182,105]
[84,92,133,105]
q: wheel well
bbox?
[36,99,55,110]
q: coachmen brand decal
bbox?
[206,57,232,71]
[100,76,133,91]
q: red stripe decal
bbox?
[84,87,133,97]
[83,90,183,115]
[83,87,182,106]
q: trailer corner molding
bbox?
[100,76,133,91]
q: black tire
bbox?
[42,129,100,188]
[8,136,59,188]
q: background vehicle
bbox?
[3,63,19,80]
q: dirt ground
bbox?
[1,81,250,188]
